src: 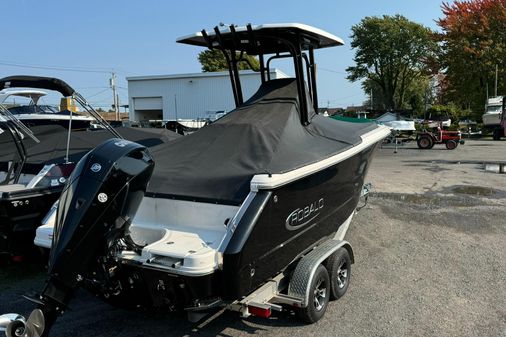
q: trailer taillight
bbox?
[248,305,271,318]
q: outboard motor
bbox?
[3,138,154,337]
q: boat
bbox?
[164,119,209,135]
[482,96,503,129]
[483,96,506,140]
[0,75,180,259]
[0,88,94,130]
[1,24,390,336]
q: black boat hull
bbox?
[221,143,378,299]
[0,186,62,255]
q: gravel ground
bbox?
[1,139,505,337]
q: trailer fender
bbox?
[288,239,354,307]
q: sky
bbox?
[1,0,447,110]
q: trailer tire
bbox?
[493,129,502,140]
[297,264,330,324]
[417,135,433,149]
[445,140,458,150]
[325,248,351,300]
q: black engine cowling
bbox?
[11,138,154,337]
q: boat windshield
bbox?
[486,105,502,113]
[8,104,60,115]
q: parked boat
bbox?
[0,89,94,130]
[1,24,389,336]
[482,96,503,129]
[0,75,180,259]
[482,96,506,140]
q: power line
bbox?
[75,86,110,90]
[318,67,347,75]
[0,60,135,77]
[86,88,111,99]
[0,60,113,74]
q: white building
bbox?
[127,69,287,121]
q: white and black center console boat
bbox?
[1,23,389,337]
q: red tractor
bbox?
[417,126,465,150]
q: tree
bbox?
[426,103,471,124]
[198,49,260,72]
[347,15,438,110]
[405,76,431,115]
[436,0,506,121]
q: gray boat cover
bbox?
[0,124,180,171]
[147,78,377,205]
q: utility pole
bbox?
[116,94,120,120]
[110,72,119,121]
[370,89,373,110]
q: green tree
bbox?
[362,75,434,114]
[426,103,470,124]
[198,49,260,72]
[436,0,506,121]
[347,15,438,110]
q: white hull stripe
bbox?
[250,125,390,191]
[16,114,94,121]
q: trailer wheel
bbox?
[493,129,502,140]
[297,264,330,323]
[325,248,351,300]
[445,140,458,150]
[417,135,433,149]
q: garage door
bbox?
[134,97,162,110]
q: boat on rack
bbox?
[0,76,180,259]
[0,88,94,130]
[2,23,389,336]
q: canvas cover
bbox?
[147,78,376,205]
[0,124,180,170]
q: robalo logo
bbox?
[285,198,324,231]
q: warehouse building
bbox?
[127,69,287,122]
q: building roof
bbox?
[126,69,288,82]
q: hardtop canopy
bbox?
[177,23,345,124]
[0,89,48,105]
[0,76,75,97]
[177,23,344,55]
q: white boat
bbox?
[482,96,503,128]
[0,88,94,130]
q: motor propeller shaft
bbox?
[1,309,48,337]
